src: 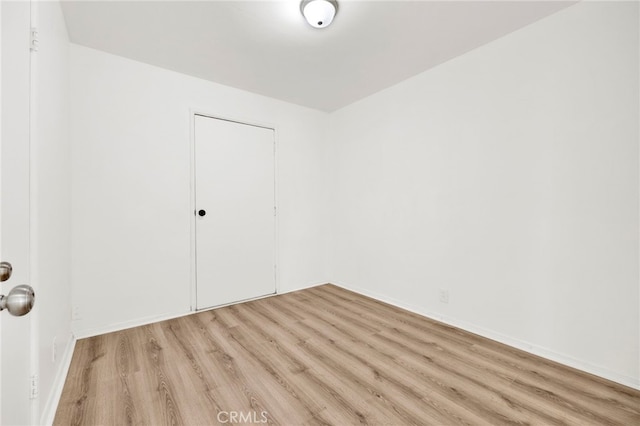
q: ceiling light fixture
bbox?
[301,0,337,29]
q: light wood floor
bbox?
[55,284,640,425]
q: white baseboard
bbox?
[73,281,330,339]
[280,281,329,295]
[73,309,199,339]
[68,280,638,395]
[331,281,640,391]
[40,335,76,426]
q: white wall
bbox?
[69,45,329,336]
[68,0,638,390]
[327,1,639,388]
[34,1,73,423]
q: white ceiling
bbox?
[60,1,576,112]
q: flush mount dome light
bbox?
[301,0,337,29]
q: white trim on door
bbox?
[29,0,40,421]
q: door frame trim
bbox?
[29,1,40,421]
[188,109,279,312]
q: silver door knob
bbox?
[0,285,35,316]
[0,261,12,282]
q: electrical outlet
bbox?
[52,336,58,363]
[438,289,449,304]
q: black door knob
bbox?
[198,209,206,217]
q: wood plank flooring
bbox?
[54,284,640,425]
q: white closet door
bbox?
[195,115,275,309]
